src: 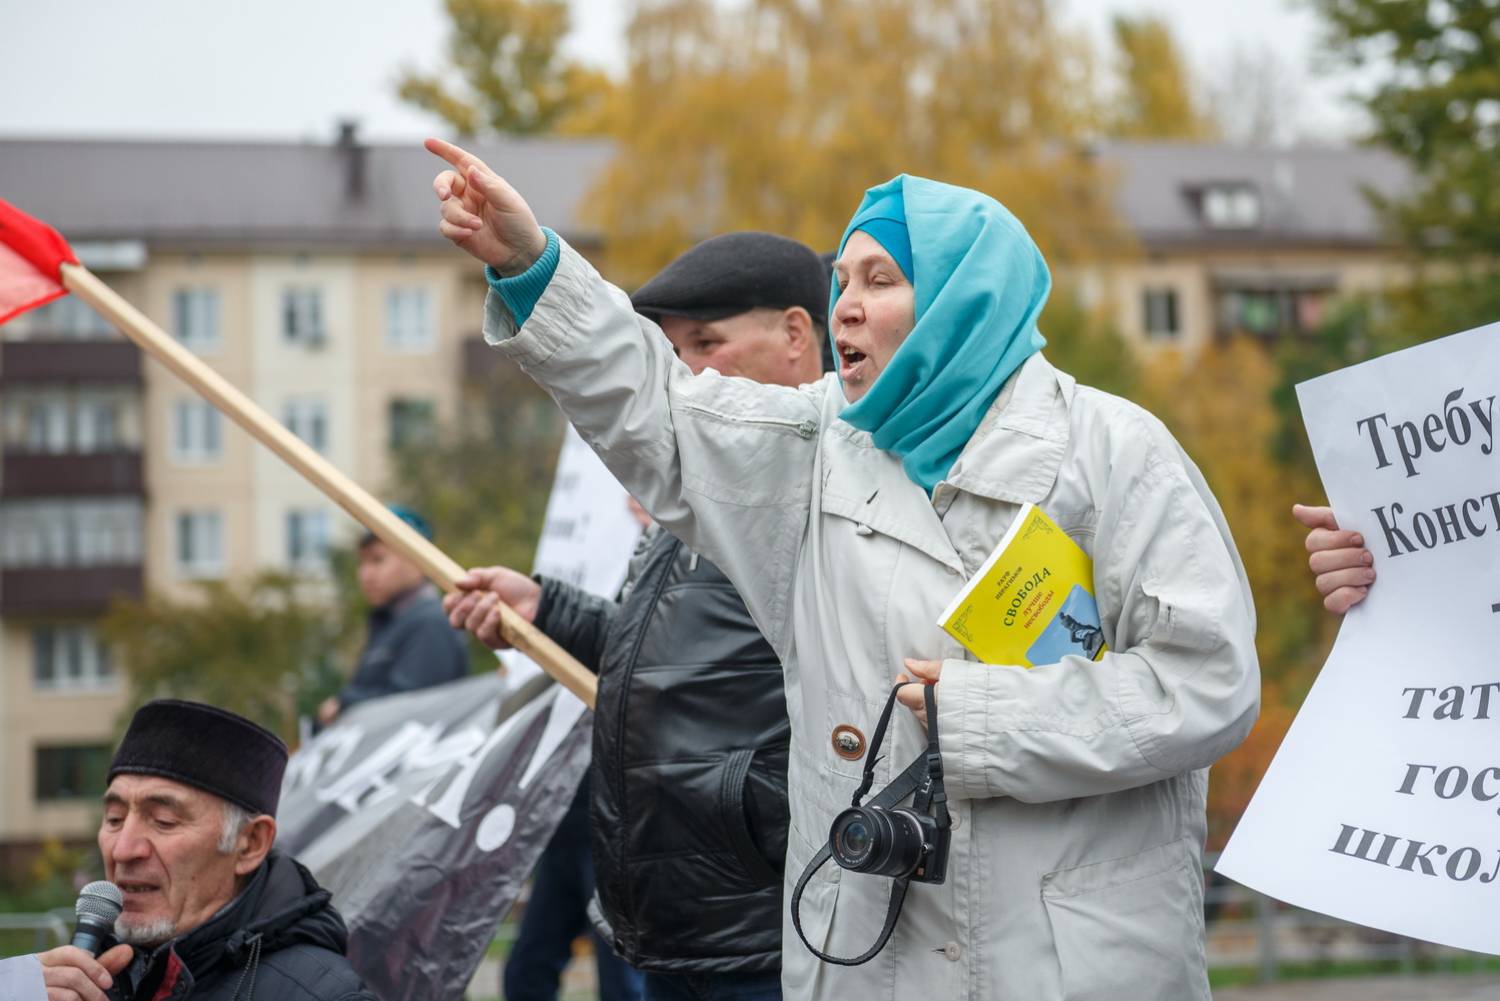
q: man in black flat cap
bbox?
[444,231,828,1001]
[15,700,374,1001]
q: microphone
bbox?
[71,880,123,956]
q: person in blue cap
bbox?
[426,138,1259,1001]
[315,504,469,726]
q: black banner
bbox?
[277,672,591,1000]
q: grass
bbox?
[1209,954,1500,988]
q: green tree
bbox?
[397,0,615,136]
[1313,0,1500,265]
[101,573,347,743]
[1107,15,1216,140]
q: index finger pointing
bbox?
[425,137,485,175]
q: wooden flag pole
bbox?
[61,263,598,709]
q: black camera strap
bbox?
[790,682,950,966]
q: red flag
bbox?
[0,199,78,325]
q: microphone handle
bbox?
[70,913,114,957]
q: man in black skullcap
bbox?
[444,231,828,1001]
[20,700,374,1001]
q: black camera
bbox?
[829,802,948,883]
[790,681,952,966]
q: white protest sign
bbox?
[1217,321,1500,954]
[498,424,643,692]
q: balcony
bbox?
[0,565,143,616]
[0,340,141,384]
[1,451,144,497]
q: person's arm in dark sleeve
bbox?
[384,612,475,693]
[531,575,619,675]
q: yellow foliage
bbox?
[397,0,615,137]
[585,0,1134,284]
[1107,15,1216,141]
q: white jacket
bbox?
[485,242,1260,1000]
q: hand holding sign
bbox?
[1219,320,1500,956]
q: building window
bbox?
[286,508,332,570]
[388,398,436,450]
[21,397,68,452]
[173,288,221,351]
[1200,185,1261,229]
[385,288,433,352]
[171,398,223,463]
[281,287,326,347]
[33,626,115,692]
[1143,288,1180,341]
[175,509,224,578]
[1,390,139,453]
[0,499,144,568]
[17,296,116,339]
[35,745,112,801]
[282,398,329,453]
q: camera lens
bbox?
[841,818,873,860]
[830,807,926,877]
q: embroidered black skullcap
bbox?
[109,700,289,817]
[631,231,830,328]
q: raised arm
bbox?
[426,139,824,653]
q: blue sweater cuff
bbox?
[485,227,561,327]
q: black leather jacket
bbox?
[535,528,790,974]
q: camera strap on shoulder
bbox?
[790,682,949,966]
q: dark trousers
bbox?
[503,780,643,1001]
[641,970,782,1001]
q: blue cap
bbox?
[360,503,433,546]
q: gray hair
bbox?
[217,800,255,854]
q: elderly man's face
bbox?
[99,775,244,945]
[659,309,810,387]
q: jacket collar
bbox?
[942,352,1073,505]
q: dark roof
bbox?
[0,135,613,249]
[1095,140,1413,249]
[0,134,1413,253]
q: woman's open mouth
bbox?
[838,342,868,382]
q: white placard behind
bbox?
[498,425,643,694]
[1217,321,1500,954]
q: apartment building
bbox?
[0,129,1411,861]
[0,127,608,860]
[1080,141,1412,350]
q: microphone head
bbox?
[76,880,124,924]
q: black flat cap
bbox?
[109,700,289,817]
[631,231,830,326]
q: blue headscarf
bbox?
[833,175,1051,494]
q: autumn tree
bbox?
[1106,15,1217,141]
[583,0,1132,286]
[101,573,347,744]
[397,0,614,136]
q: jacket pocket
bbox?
[1041,837,1208,1001]
[719,748,782,886]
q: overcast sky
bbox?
[0,0,1368,144]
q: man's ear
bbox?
[780,306,814,361]
[234,816,277,876]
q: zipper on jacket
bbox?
[680,402,817,439]
[611,535,680,963]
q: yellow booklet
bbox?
[936,503,1107,667]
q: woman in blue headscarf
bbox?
[431,139,1260,1001]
